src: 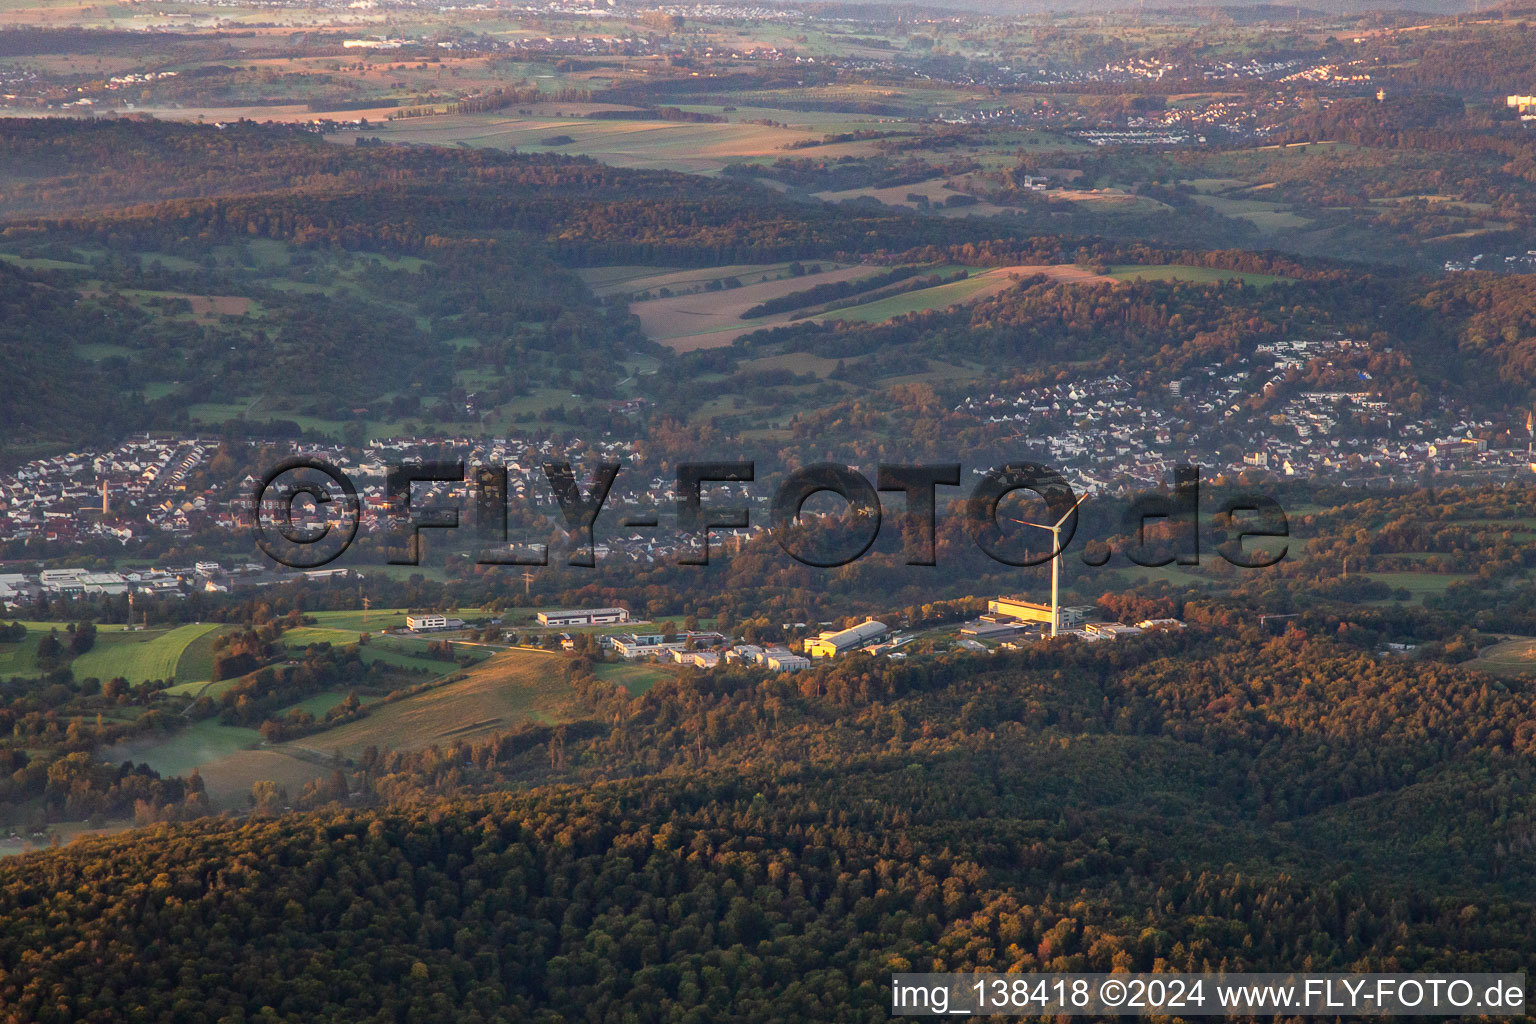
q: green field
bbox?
[283,627,486,676]
[283,626,366,647]
[278,648,672,758]
[814,273,1000,323]
[280,689,375,718]
[1189,194,1313,232]
[100,719,263,778]
[593,661,671,695]
[1476,637,1536,678]
[173,625,231,683]
[70,623,222,684]
[357,643,474,676]
[160,677,243,701]
[0,633,42,677]
[304,608,491,632]
[1360,571,1474,600]
[162,679,214,698]
[356,113,823,174]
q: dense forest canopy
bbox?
[2,631,1536,1022]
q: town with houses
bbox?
[0,0,1403,146]
[2,333,1533,587]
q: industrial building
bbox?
[405,614,465,633]
[960,617,1033,640]
[537,607,630,627]
[611,633,686,659]
[987,597,1091,633]
[1082,622,1143,640]
[803,619,887,659]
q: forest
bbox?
[1,628,1535,1022]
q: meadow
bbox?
[100,718,263,780]
[68,623,222,685]
[301,607,486,631]
[95,645,601,806]
[627,263,873,349]
[0,631,42,677]
[1475,637,1536,677]
[281,626,491,677]
[276,646,639,759]
[353,113,823,173]
[620,261,1114,350]
[1107,264,1290,287]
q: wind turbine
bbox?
[1008,491,1090,637]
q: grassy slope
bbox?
[71,623,222,684]
[279,648,577,758]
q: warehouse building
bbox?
[405,614,465,632]
[804,619,887,659]
[537,607,630,627]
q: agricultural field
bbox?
[1107,264,1291,287]
[1045,188,1173,217]
[592,660,670,695]
[577,261,825,300]
[301,607,490,632]
[626,263,874,349]
[70,623,223,685]
[620,261,1113,351]
[171,624,231,685]
[160,678,241,700]
[253,647,671,762]
[277,647,580,758]
[188,748,341,810]
[100,718,263,780]
[813,264,1111,323]
[279,689,378,718]
[812,178,1019,218]
[1359,571,1476,600]
[358,642,487,676]
[1475,637,1536,678]
[1190,193,1313,232]
[279,625,493,679]
[353,113,827,174]
[281,627,371,648]
[0,631,43,678]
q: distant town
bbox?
[3,331,1532,568]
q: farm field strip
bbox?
[71,623,222,685]
[278,648,579,758]
[630,261,1113,350]
[350,113,824,172]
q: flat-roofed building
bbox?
[537,607,630,627]
[988,597,1091,632]
[406,614,464,632]
[1084,622,1143,640]
[960,619,1029,640]
[611,633,685,659]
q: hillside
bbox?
[1,630,1534,1022]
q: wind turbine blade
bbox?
[1053,491,1091,529]
[1008,519,1051,530]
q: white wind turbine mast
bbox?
[1008,490,1091,637]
